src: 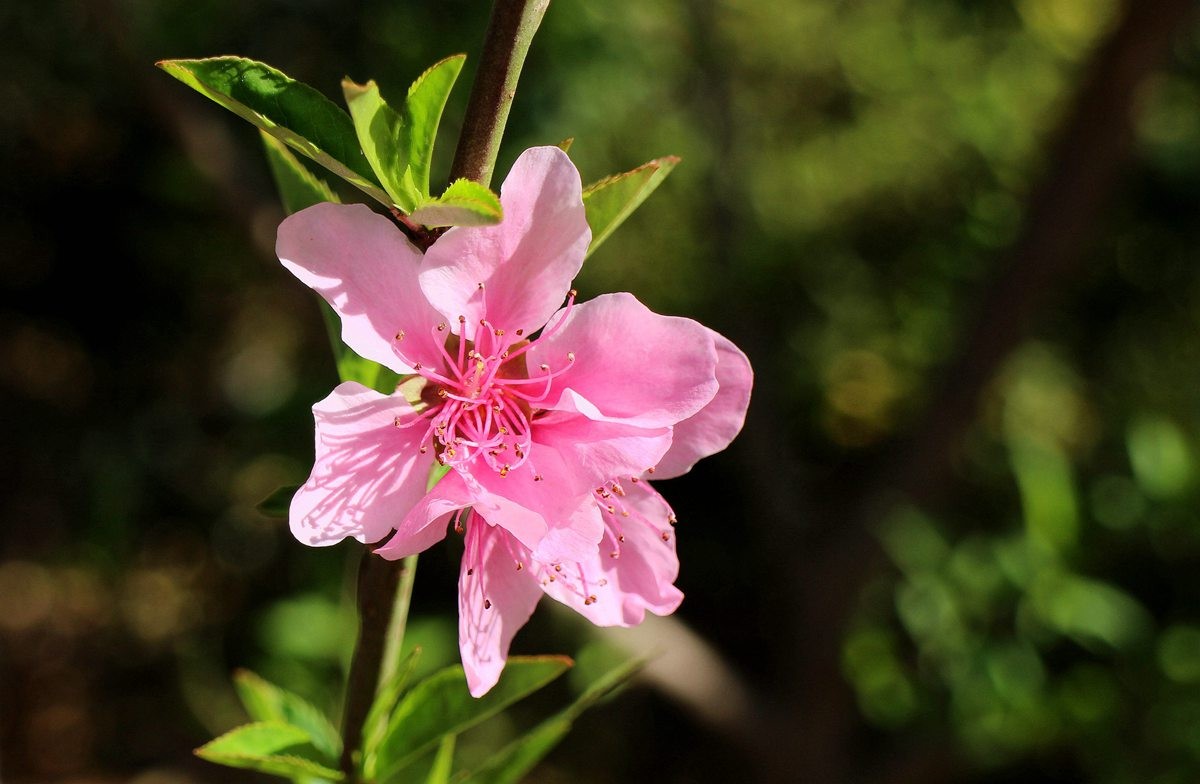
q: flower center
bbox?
[396,291,577,477]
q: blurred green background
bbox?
[3,0,1200,781]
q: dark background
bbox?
[4,1,1200,781]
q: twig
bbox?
[448,0,551,187]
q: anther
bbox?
[621,510,630,517]
[630,476,640,483]
[516,562,524,572]
[437,388,449,398]
[419,446,427,454]
[477,282,485,290]
[548,574,556,582]
[458,315,466,324]
[494,328,504,336]
[567,352,575,362]
[606,505,615,514]
[661,531,671,542]
[499,465,509,477]
[668,514,678,525]
[569,289,578,298]
[393,416,404,427]
[437,322,446,331]
[618,535,625,543]
[515,329,524,336]
[395,330,406,341]
[584,595,596,606]
[599,579,608,586]
[484,599,492,610]
[554,564,562,573]
[539,363,549,371]
[647,466,656,474]
[413,362,422,371]
[533,475,544,482]
[467,568,474,576]
[609,551,620,559]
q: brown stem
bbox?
[339,551,411,779]
[448,0,551,187]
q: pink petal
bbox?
[465,413,672,556]
[419,147,590,339]
[527,293,720,430]
[654,329,753,479]
[277,203,446,374]
[458,516,543,697]
[290,382,434,549]
[373,469,476,560]
[538,482,683,627]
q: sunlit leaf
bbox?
[403,55,467,199]
[233,670,342,760]
[374,656,572,783]
[455,657,644,784]
[257,485,298,518]
[409,178,504,228]
[343,56,465,212]
[581,156,679,257]
[343,81,420,210]
[195,721,343,780]
[261,131,340,214]
[157,57,390,205]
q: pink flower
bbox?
[277,146,752,695]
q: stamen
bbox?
[395,330,405,341]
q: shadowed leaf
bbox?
[261,131,340,214]
[453,657,645,784]
[582,156,679,258]
[233,669,342,760]
[195,721,343,780]
[374,656,572,783]
[257,485,299,518]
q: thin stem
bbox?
[449,0,551,187]
[379,554,418,686]
[340,551,417,780]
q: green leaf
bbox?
[261,131,340,214]
[403,55,466,199]
[257,485,299,518]
[374,656,572,783]
[425,735,457,784]
[581,156,680,258]
[343,55,465,212]
[318,301,402,393]
[233,670,342,761]
[454,658,644,784]
[409,178,504,228]
[342,80,420,211]
[362,647,423,773]
[195,721,344,781]
[158,57,391,206]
